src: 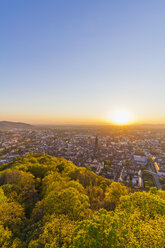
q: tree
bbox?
[29,215,76,248]
[73,192,165,248]
[72,209,116,248]
[43,187,91,220]
[1,154,165,247]
[0,187,7,204]
[86,185,104,210]
[105,182,128,210]
[0,202,25,235]
[118,192,165,219]
[149,187,157,194]
[0,170,38,216]
[0,225,12,247]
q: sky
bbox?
[0,0,165,124]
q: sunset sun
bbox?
[111,109,132,125]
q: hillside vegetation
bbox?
[0,121,33,130]
[0,154,165,247]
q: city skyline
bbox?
[1,1,165,124]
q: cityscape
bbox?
[1,0,165,247]
[1,123,165,190]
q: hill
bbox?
[0,153,165,247]
[0,121,33,130]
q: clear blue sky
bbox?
[0,0,165,124]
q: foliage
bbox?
[142,170,155,190]
[0,153,164,247]
[0,187,7,204]
[72,209,116,248]
[29,215,76,248]
[105,181,128,210]
[43,187,91,220]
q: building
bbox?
[133,155,148,167]
[157,168,165,177]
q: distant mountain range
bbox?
[0,121,33,130]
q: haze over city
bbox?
[1,0,165,124]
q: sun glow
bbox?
[111,109,133,125]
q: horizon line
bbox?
[1,120,165,127]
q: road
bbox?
[146,166,162,190]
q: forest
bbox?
[0,153,165,247]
